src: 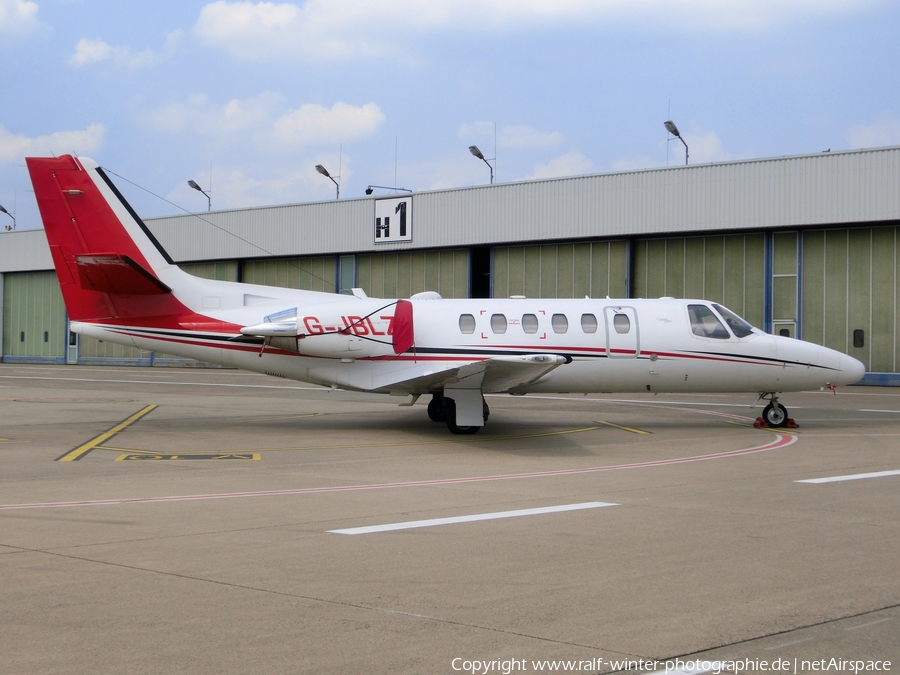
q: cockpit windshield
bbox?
[688,304,730,339]
[712,304,755,338]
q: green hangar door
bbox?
[2,271,67,363]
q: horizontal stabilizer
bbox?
[75,254,172,295]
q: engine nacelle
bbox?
[241,299,414,359]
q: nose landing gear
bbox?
[756,393,798,429]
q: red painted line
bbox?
[0,435,796,511]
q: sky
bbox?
[2,0,900,231]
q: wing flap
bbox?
[372,354,568,394]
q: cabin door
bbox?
[604,306,639,358]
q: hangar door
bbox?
[801,226,900,374]
[2,271,66,362]
[492,241,628,299]
[356,249,469,299]
[242,257,336,293]
[632,234,766,329]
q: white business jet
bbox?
[27,155,865,434]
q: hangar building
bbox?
[2,146,899,385]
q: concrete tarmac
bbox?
[1,364,898,674]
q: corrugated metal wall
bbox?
[142,147,900,262]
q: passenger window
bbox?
[522,313,539,334]
[688,304,730,339]
[490,314,507,334]
[551,313,568,334]
[459,314,476,334]
[581,313,598,334]
[613,313,630,334]
[712,304,754,338]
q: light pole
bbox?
[365,185,412,195]
[468,145,494,184]
[664,120,689,166]
[0,203,15,231]
[316,164,340,199]
[187,180,211,211]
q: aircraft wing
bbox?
[372,354,568,394]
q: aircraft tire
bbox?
[427,394,447,422]
[763,402,788,427]
[443,398,481,435]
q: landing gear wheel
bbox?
[443,398,481,435]
[427,394,447,422]
[762,402,788,428]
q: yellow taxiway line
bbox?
[56,405,159,462]
[594,420,651,435]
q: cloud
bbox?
[69,32,182,68]
[527,150,593,180]
[142,94,384,151]
[611,155,661,172]
[193,0,876,61]
[848,120,900,148]
[680,130,730,164]
[459,121,562,151]
[0,123,105,163]
[194,0,400,60]
[142,92,285,135]
[0,0,39,36]
[273,102,385,145]
[175,155,352,209]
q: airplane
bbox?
[26,155,866,434]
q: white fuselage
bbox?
[72,278,865,397]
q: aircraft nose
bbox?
[837,353,866,385]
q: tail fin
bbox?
[26,155,184,323]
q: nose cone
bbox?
[837,353,866,385]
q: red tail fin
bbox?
[27,155,181,323]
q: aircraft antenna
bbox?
[101,167,337,289]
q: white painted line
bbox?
[859,409,900,413]
[764,636,815,650]
[328,501,618,535]
[846,617,893,631]
[796,469,900,484]
[0,374,324,391]
[0,434,796,511]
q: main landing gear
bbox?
[427,393,490,435]
[756,393,798,429]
